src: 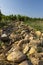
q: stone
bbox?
[9,32,15,39]
[6,45,20,56]
[1,34,7,37]
[29,36,33,41]
[21,30,25,35]
[1,34,9,42]
[28,26,33,32]
[23,44,29,54]
[30,57,39,65]
[23,33,27,38]
[35,31,41,38]
[29,46,36,55]
[9,33,21,42]
[7,50,26,62]
[24,35,29,40]
[38,53,43,60]
[19,60,29,65]
[29,39,41,47]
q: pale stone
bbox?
[35,31,41,37]
[7,50,26,62]
[29,47,36,55]
[23,44,29,54]
[29,36,33,41]
[1,34,7,37]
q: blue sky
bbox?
[0,0,43,18]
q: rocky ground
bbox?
[0,21,43,65]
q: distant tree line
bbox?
[0,10,43,28]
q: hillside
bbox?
[0,11,43,65]
[0,20,43,65]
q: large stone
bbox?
[35,31,41,38]
[7,50,26,62]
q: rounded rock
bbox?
[35,31,41,38]
[7,50,26,62]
